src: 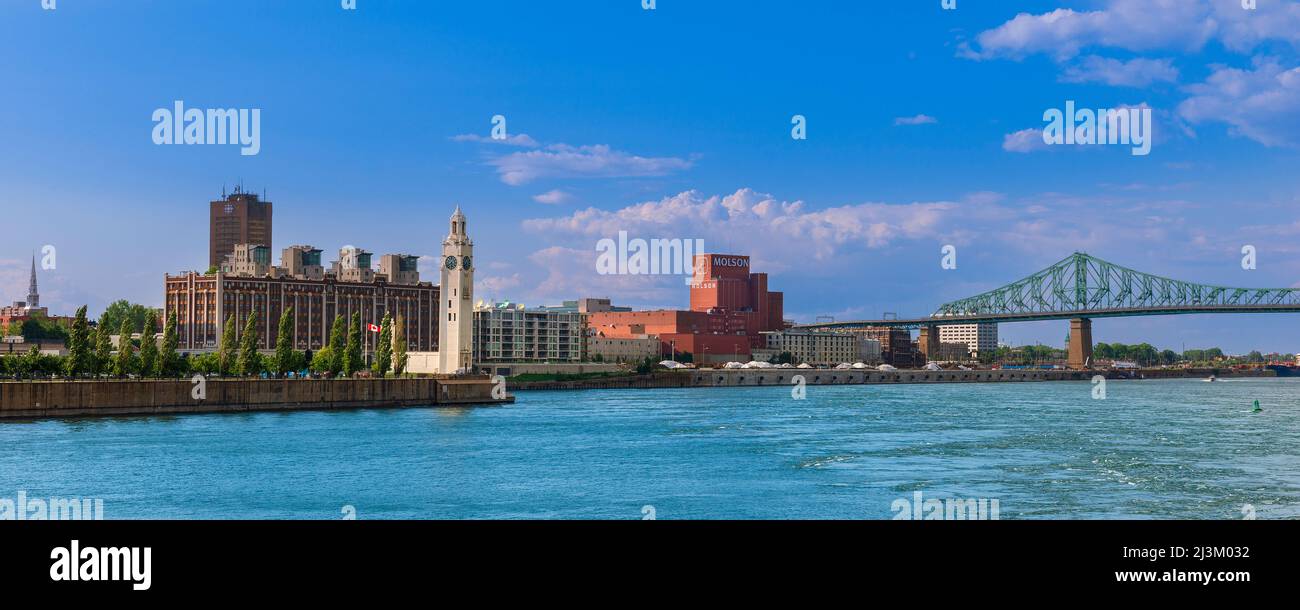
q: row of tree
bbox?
[0,306,183,378]
[0,300,159,344]
[1,306,410,380]
[980,342,1245,367]
[187,309,409,378]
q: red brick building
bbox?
[587,254,785,363]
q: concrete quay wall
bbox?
[510,367,1272,391]
[0,377,509,420]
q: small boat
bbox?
[1203,375,1217,382]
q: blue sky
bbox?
[2,0,1299,353]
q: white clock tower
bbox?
[438,206,475,374]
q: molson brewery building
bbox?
[587,254,784,364]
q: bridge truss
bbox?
[932,252,1300,318]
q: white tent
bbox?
[796,363,813,369]
[877,364,898,371]
[834,363,853,369]
[923,362,943,371]
[851,362,868,369]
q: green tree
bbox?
[635,356,657,375]
[273,307,295,378]
[327,315,346,376]
[158,312,180,377]
[311,346,336,375]
[138,316,158,378]
[113,319,135,377]
[16,314,69,342]
[98,300,155,335]
[218,314,238,375]
[342,312,363,377]
[392,314,408,376]
[236,314,260,377]
[92,324,112,376]
[22,345,44,378]
[373,313,393,377]
[65,305,90,377]
[191,352,220,375]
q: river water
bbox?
[2,378,1296,519]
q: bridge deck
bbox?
[798,305,1300,329]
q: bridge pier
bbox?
[1068,318,1092,370]
[918,324,938,361]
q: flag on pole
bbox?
[368,324,381,333]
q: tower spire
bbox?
[448,205,467,239]
[27,253,39,309]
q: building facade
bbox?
[688,254,784,332]
[209,187,272,269]
[587,336,660,363]
[847,327,924,368]
[761,330,882,366]
[472,301,584,364]
[585,253,786,362]
[938,323,999,357]
[165,244,438,356]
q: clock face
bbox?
[444,255,457,270]
[461,256,472,270]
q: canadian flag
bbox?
[368,324,381,333]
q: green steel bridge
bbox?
[796,253,1300,368]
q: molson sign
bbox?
[712,256,749,267]
[695,254,750,281]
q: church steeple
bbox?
[26,254,39,309]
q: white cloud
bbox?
[963,1,1216,61]
[965,0,1300,61]
[1177,57,1300,147]
[507,186,1300,313]
[450,133,540,147]
[488,144,693,186]
[524,188,970,262]
[1002,128,1050,153]
[525,246,684,303]
[532,189,571,205]
[894,114,938,126]
[477,273,523,300]
[1060,56,1180,87]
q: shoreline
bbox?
[508,367,1273,391]
[0,377,511,421]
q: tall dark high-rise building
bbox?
[209,186,272,269]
